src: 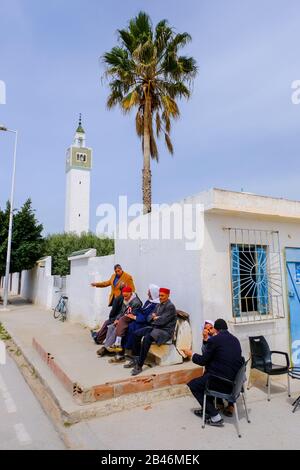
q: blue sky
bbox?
[1,0,300,234]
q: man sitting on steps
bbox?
[124,287,177,376]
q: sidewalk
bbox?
[0,296,201,424]
[1,297,300,449]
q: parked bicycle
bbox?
[53,291,68,322]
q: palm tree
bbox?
[102,11,197,213]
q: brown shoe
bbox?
[223,405,234,417]
[96,346,107,357]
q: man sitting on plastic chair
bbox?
[183,319,244,427]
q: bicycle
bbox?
[53,292,68,322]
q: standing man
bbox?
[125,287,177,376]
[91,264,135,306]
[182,319,243,427]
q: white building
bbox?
[115,188,300,363]
[64,115,92,234]
[19,188,300,365]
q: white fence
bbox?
[13,252,115,329]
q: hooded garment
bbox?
[202,319,214,330]
[148,284,160,304]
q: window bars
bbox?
[225,228,285,323]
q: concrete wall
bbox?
[10,273,19,295]
[20,257,55,309]
[115,236,203,351]
[18,253,117,329]
[66,253,115,328]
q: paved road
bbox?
[0,354,65,450]
[67,385,300,450]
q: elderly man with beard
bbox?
[97,286,142,357]
[125,287,177,376]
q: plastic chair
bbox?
[202,361,250,438]
[248,336,290,401]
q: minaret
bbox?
[64,114,92,234]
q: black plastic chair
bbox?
[248,336,290,401]
[202,361,250,438]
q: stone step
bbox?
[32,337,201,404]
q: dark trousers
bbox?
[132,326,154,367]
[188,374,232,418]
[115,315,131,337]
[95,319,110,344]
[95,296,123,344]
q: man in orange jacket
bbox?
[91,264,135,306]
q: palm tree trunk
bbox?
[143,88,152,214]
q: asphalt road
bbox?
[0,353,65,450]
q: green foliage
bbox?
[43,232,114,276]
[0,323,11,341]
[102,11,197,161]
[0,199,44,275]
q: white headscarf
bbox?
[148,284,160,304]
[202,319,214,330]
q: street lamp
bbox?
[0,125,18,310]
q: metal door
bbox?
[285,248,300,366]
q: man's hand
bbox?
[202,329,209,341]
[152,313,158,321]
[181,349,193,359]
[114,319,119,325]
[125,313,136,320]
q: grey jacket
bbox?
[116,294,142,320]
[149,299,177,345]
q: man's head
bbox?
[122,286,132,301]
[114,264,123,277]
[203,320,215,337]
[159,287,170,303]
[214,318,228,333]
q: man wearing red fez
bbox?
[124,287,177,376]
[96,285,142,356]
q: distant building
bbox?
[64,114,92,234]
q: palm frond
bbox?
[155,112,162,137]
[129,11,152,43]
[122,90,140,112]
[162,95,180,118]
[162,110,171,134]
[164,133,174,154]
[118,29,135,52]
[169,32,192,52]
[157,80,190,99]
[149,119,158,161]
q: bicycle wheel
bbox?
[53,301,63,319]
[61,303,67,321]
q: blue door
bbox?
[285,248,300,366]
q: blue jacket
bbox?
[123,300,157,350]
[193,330,243,381]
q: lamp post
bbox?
[0,125,18,309]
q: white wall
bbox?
[20,269,34,300]
[201,211,300,357]
[10,273,19,295]
[20,257,54,309]
[116,236,203,350]
[66,253,115,328]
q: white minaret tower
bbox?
[64,114,92,234]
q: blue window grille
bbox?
[227,229,284,322]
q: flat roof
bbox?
[185,188,300,221]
